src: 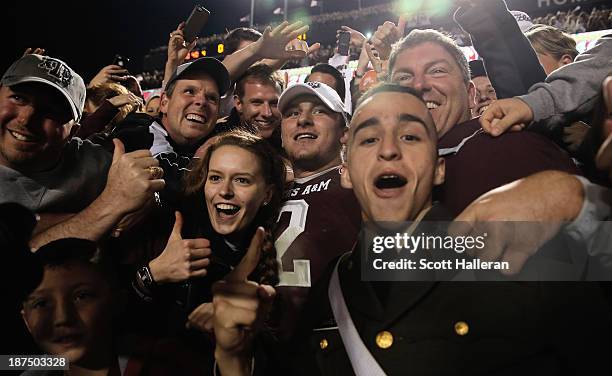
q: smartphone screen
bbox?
[337,31,350,56]
[183,5,211,42]
[113,55,129,68]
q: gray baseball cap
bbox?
[1,54,86,122]
[165,57,231,96]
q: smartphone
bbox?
[113,54,130,68]
[337,31,350,56]
[183,5,211,43]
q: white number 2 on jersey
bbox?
[274,199,311,287]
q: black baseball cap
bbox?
[165,57,231,96]
[469,59,488,79]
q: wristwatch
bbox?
[136,265,156,289]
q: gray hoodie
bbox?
[519,34,612,131]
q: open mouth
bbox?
[375,174,408,190]
[52,333,83,345]
[215,203,240,216]
[8,129,38,142]
[186,113,207,124]
[254,119,275,128]
[425,101,440,110]
[294,132,317,141]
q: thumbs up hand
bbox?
[370,16,407,60]
[148,211,212,284]
[212,227,276,375]
[102,139,166,216]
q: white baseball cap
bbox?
[278,81,350,125]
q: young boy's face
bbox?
[21,262,114,365]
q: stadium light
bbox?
[250,0,254,27]
[284,0,288,22]
[201,50,207,57]
[218,43,224,54]
[366,31,372,39]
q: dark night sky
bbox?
[5,0,256,80]
[4,0,384,82]
[3,0,608,81]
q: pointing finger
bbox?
[225,227,265,282]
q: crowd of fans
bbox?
[3,0,612,375]
[137,4,612,90]
[138,70,165,90]
[533,6,612,34]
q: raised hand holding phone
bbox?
[337,31,351,56]
[183,5,211,43]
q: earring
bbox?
[263,201,269,206]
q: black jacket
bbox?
[259,206,612,375]
[454,0,547,99]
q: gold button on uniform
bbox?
[375,331,394,349]
[319,338,329,350]
[454,321,469,336]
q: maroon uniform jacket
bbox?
[273,166,361,338]
[436,118,581,216]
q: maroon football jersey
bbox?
[273,165,361,337]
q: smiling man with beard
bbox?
[211,84,612,376]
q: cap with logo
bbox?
[1,54,86,122]
[278,81,350,125]
[165,57,231,96]
[510,10,534,33]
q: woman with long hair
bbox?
[181,130,284,288]
[127,130,285,374]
